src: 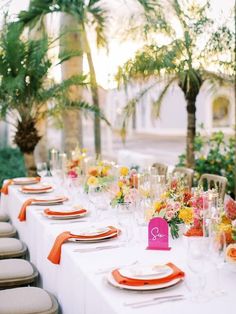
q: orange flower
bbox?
[88,167,99,177]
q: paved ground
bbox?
[83,128,186,166]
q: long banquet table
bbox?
[1,180,235,314]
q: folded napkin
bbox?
[112,262,185,286]
[1,180,13,195]
[48,227,119,264]
[18,197,67,221]
[44,208,87,216]
[1,177,41,195]
[18,199,36,221]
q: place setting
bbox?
[18,183,54,194]
[47,225,121,264]
[18,195,69,221]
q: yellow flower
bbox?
[120,166,129,177]
[179,207,194,225]
[97,160,104,167]
[87,176,99,186]
[82,148,87,153]
[116,191,122,198]
[101,166,109,176]
[154,201,164,212]
[118,181,124,188]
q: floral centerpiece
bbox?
[67,147,87,178]
[150,178,203,238]
[84,160,114,192]
[110,167,138,207]
[218,198,236,245]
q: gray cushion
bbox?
[0,238,23,253]
[0,259,34,280]
[0,222,14,234]
[0,212,9,222]
[0,287,53,314]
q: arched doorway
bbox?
[212,95,230,128]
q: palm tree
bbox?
[19,0,108,157]
[116,0,234,168]
[60,13,84,153]
[0,22,105,175]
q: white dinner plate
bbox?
[69,227,118,242]
[19,187,54,194]
[107,272,182,291]
[32,196,68,205]
[43,209,88,220]
[119,264,173,280]
[13,177,39,185]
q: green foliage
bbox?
[177,131,236,197]
[19,0,108,49]
[0,147,26,187]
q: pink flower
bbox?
[68,170,78,178]
[165,210,175,221]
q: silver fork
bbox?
[124,294,184,307]
[73,244,123,253]
[130,296,185,308]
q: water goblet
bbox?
[36,162,48,178]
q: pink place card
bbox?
[146,217,171,250]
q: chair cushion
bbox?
[0,238,23,253]
[0,287,53,314]
[0,259,34,280]
[0,212,9,222]
[0,222,14,234]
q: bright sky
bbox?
[0,0,234,89]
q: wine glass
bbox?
[186,237,209,302]
[116,203,135,245]
[36,162,48,178]
[209,228,226,295]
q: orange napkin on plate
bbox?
[48,227,119,264]
[1,180,13,195]
[18,197,68,222]
[44,208,87,216]
[18,199,36,221]
[112,262,185,286]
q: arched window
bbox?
[212,96,230,127]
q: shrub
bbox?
[0,147,26,187]
[177,131,235,198]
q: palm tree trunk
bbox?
[186,99,196,168]
[60,13,83,153]
[82,25,101,157]
[23,153,37,177]
[28,17,48,162]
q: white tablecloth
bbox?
[1,181,236,314]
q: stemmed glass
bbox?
[87,186,110,221]
[186,237,209,302]
[36,162,48,178]
[116,202,135,245]
[209,227,226,295]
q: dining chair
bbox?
[0,238,27,259]
[0,222,17,238]
[151,162,168,177]
[198,173,228,200]
[0,212,9,222]
[172,167,194,190]
[0,259,38,289]
[0,287,59,314]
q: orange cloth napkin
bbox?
[112,262,185,286]
[1,180,13,195]
[48,227,119,264]
[44,208,87,216]
[18,199,36,221]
